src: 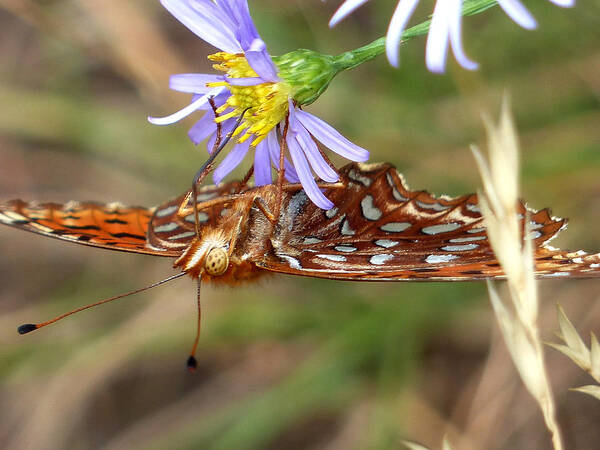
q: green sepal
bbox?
[273,49,339,106]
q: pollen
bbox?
[207,52,290,146]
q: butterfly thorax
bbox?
[168,186,284,284]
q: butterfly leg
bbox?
[236,165,255,192]
[189,106,251,236]
[252,196,277,224]
[274,116,290,219]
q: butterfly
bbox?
[2,162,599,366]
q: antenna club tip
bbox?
[18,324,38,335]
[187,355,198,371]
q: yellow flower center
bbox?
[206,52,291,146]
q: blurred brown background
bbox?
[0,1,599,449]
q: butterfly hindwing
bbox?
[259,163,599,280]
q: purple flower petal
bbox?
[148,87,225,125]
[220,0,260,49]
[497,0,538,29]
[294,110,369,162]
[329,0,370,27]
[196,92,230,111]
[206,131,217,154]
[160,0,241,53]
[386,0,420,68]
[254,140,272,186]
[188,112,217,145]
[294,123,339,183]
[169,73,223,93]
[206,117,238,154]
[213,140,251,184]
[245,39,279,82]
[265,131,299,183]
[287,134,334,210]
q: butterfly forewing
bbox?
[148,181,243,251]
[0,199,174,256]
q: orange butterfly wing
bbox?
[0,199,177,256]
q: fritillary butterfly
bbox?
[2,162,599,282]
[2,162,600,367]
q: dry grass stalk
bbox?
[471,96,563,450]
[548,304,600,400]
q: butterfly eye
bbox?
[204,247,229,276]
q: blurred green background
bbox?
[0,1,599,449]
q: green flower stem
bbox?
[333,0,498,72]
[277,0,498,105]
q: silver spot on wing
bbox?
[422,223,461,235]
[425,254,459,264]
[155,205,178,218]
[386,172,408,201]
[334,245,357,253]
[467,227,486,234]
[317,254,347,262]
[348,169,372,186]
[374,239,399,248]
[449,236,486,243]
[168,231,196,241]
[341,217,355,236]
[441,244,479,252]
[154,222,179,233]
[370,254,393,265]
[325,207,338,219]
[360,195,382,221]
[466,203,480,213]
[529,221,543,230]
[380,222,411,233]
[279,254,302,270]
[416,200,449,211]
[184,212,209,223]
[545,271,570,277]
[303,237,323,244]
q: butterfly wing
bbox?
[148,181,243,251]
[0,180,247,258]
[0,199,178,256]
[259,163,600,280]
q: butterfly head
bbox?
[173,230,232,279]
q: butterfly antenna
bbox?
[191,106,251,235]
[186,275,202,371]
[17,272,186,335]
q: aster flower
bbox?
[149,0,369,210]
[329,0,576,72]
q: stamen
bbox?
[206,51,291,147]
